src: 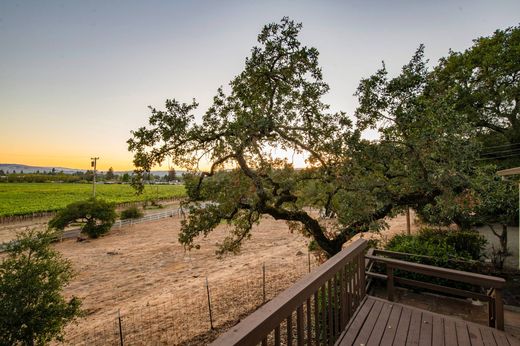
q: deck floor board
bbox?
[380,304,403,346]
[336,296,518,346]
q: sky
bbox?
[1,0,519,171]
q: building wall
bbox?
[476,225,519,269]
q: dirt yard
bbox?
[49,209,420,345]
[54,214,316,345]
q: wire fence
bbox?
[59,255,319,345]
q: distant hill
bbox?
[0,164,185,176]
[0,164,85,174]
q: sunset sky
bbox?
[1,0,519,171]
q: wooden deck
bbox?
[211,242,515,346]
[336,296,520,346]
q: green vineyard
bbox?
[0,183,186,217]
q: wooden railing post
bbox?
[387,265,394,302]
[358,253,366,300]
[495,288,504,330]
[488,298,496,328]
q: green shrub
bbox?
[120,205,144,219]
[143,198,163,209]
[48,198,116,238]
[386,227,486,261]
[383,228,487,289]
[0,229,82,345]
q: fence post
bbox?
[262,262,266,303]
[118,309,124,346]
[205,277,214,330]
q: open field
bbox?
[0,183,185,217]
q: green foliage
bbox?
[308,239,320,252]
[420,166,518,228]
[431,25,520,168]
[143,198,163,209]
[120,205,144,219]
[0,183,185,217]
[0,229,82,345]
[386,228,487,267]
[166,168,177,182]
[105,167,115,180]
[470,166,518,227]
[357,25,520,252]
[48,198,117,238]
[3,173,84,183]
[383,228,488,290]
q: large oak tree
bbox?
[128,18,482,257]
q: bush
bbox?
[48,198,117,238]
[386,228,486,264]
[120,205,144,219]
[385,227,488,274]
[0,229,82,345]
[383,228,487,288]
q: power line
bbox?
[481,147,520,156]
[477,153,520,161]
[481,142,520,150]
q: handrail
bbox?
[211,238,368,346]
[365,255,505,288]
[372,248,483,267]
[366,251,505,330]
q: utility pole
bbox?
[406,207,411,235]
[91,157,99,198]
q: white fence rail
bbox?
[114,208,183,228]
[0,208,184,252]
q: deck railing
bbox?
[211,238,368,346]
[366,250,506,330]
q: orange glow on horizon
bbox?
[0,150,204,172]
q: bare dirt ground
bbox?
[55,214,315,345]
[51,210,421,345]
